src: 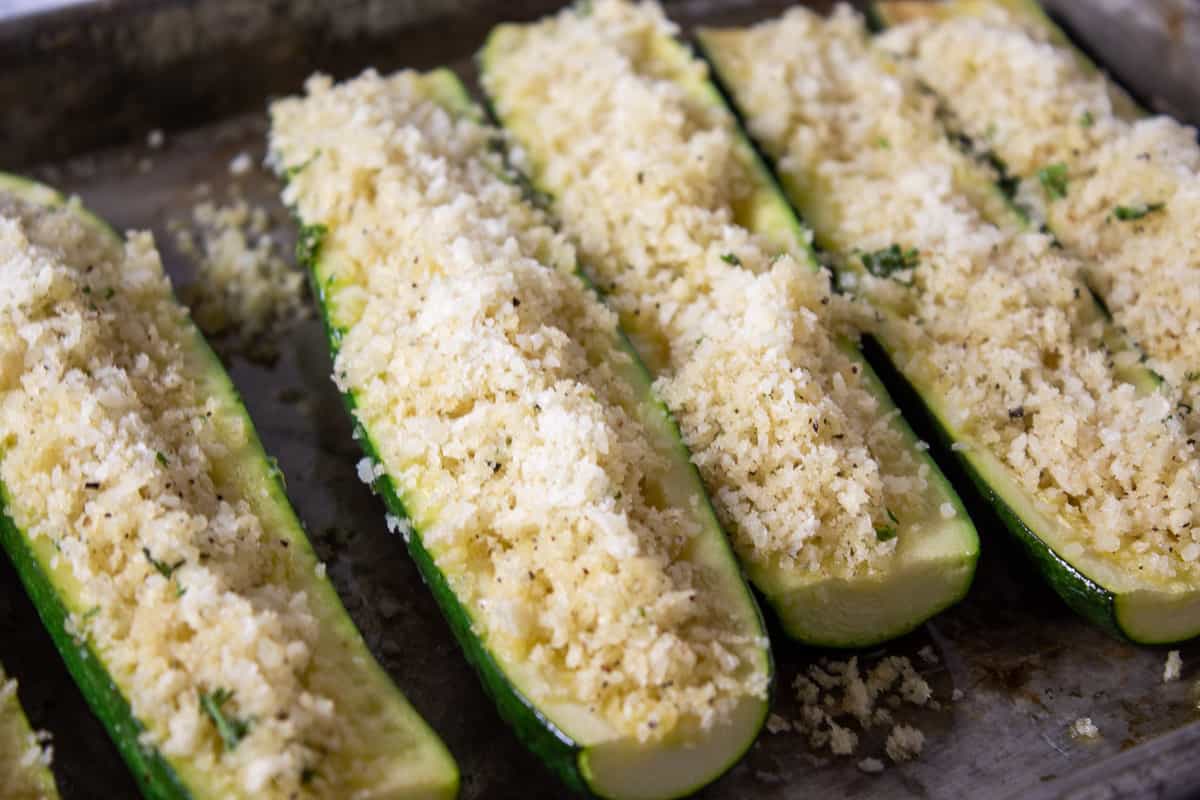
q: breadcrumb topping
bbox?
[269,69,767,743]
[883,5,1200,412]
[483,0,934,581]
[707,5,1200,582]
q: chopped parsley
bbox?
[1079,110,1095,128]
[200,688,252,751]
[876,508,899,542]
[104,287,115,300]
[155,451,169,467]
[143,547,184,579]
[283,149,321,180]
[1113,202,1164,221]
[296,223,327,266]
[875,136,891,149]
[1186,371,1200,382]
[720,252,742,266]
[1037,163,1069,199]
[860,244,919,278]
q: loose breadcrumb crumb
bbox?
[1164,650,1183,682]
[171,192,310,351]
[228,152,254,176]
[1070,717,1101,739]
[790,654,936,767]
[885,724,925,762]
[766,713,792,734]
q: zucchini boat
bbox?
[0,663,59,799]
[479,0,978,648]
[872,0,1200,404]
[0,173,457,798]
[699,5,1200,644]
[269,68,771,800]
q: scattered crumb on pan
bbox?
[169,180,311,364]
[769,652,945,771]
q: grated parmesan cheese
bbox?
[269,68,768,744]
[483,0,934,582]
[708,5,1200,582]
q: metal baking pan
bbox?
[2,1,1199,798]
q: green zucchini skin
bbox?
[697,21,1181,644]
[0,176,193,800]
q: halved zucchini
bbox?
[479,0,978,648]
[0,173,457,798]
[0,663,59,800]
[270,68,771,800]
[700,7,1200,644]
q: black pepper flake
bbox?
[84,481,100,490]
[1008,406,1025,419]
[512,297,521,307]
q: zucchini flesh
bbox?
[272,69,771,800]
[0,663,59,800]
[479,3,978,648]
[0,174,458,798]
[699,12,1200,645]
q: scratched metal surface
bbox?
[2,1,1200,799]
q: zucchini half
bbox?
[0,173,458,798]
[479,5,978,648]
[272,69,771,800]
[699,17,1200,645]
[0,663,59,800]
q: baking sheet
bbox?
[3,1,1200,798]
